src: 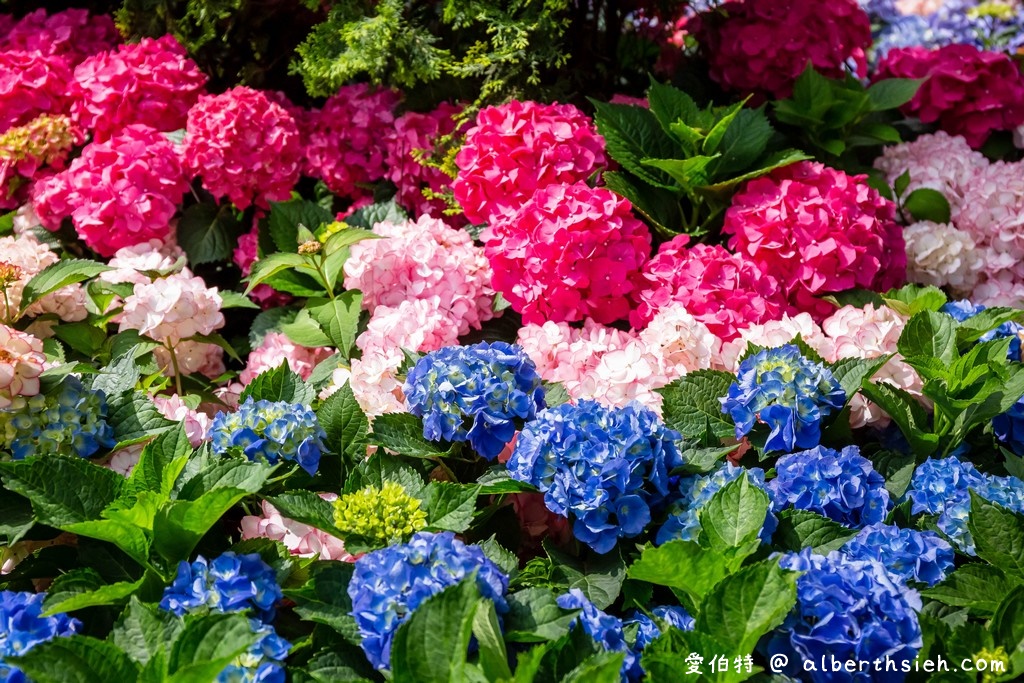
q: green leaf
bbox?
[774,509,859,553]
[280,308,333,347]
[503,587,577,643]
[898,310,958,364]
[52,323,107,357]
[658,370,736,442]
[699,476,769,558]
[128,424,191,498]
[561,650,627,683]
[968,492,1024,582]
[153,488,254,563]
[167,612,259,679]
[922,564,1018,616]
[176,202,241,265]
[547,544,626,610]
[990,586,1024,675]
[245,252,308,293]
[696,148,809,196]
[301,648,380,683]
[829,355,891,405]
[218,290,259,309]
[646,78,700,139]
[0,456,124,527]
[642,629,756,682]
[239,361,314,405]
[88,354,143,398]
[344,452,425,496]
[309,291,363,357]
[343,198,407,230]
[286,561,360,644]
[370,412,454,458]
[19,259,112,312]
[175,457,273,499]
[62,519,152,568]
[42,567,143,615]
[866,78,924,111]
[267,198,334,253]
[590,100,679,189]
[883,283,948,316]
[706,107,774,179]
[390,578,480,683]
[111,597,183,666]
[697,559,798,655]
[10,635,141,683]
[268,490,346,538]
[105,390,176,445]
[904,187,951,224]
[869,449,917,498]
[478,536,519,577]
[643,155,720,191]
[316,382,369,461]
[423,482,479,533]
[602,171,683,237]
[956,307,1023,345]
[628,541,731,608]
[473,599,513,681]
[859,380,939,456]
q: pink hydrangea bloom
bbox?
[152,393,211,447]
[973,270,1024,308]
[302,84,399,199]
[0,232,85,323]
[101,239,185,286]
[638,302,722,378]
[384,102,464,218]
[693,0,870,100]
[574,340,667,411]
[107,443,144,477]
[33,124,189,256]
[344,214,495,335]
[240,332,332,385]
[631,235,786,341]
[720,312,831,371]
[723,161,906,318]
[517,318,637,392]
[482,182,651,325]
[452,101,607,224]
[894,0,944,14]
[233,225,258,276]
[357,300,460,358]
[875,45,1024,149]
[0,324,44,408]
[873,132,989,213]
[349,351,406,417]
[318,365,353,401]
[70,35,207,142]
[608,94,649,107]
[154,340,224,379]
[0,51,72,134]
[0,9,118,66]
[903,221,984,295]
[119,270,224,345]
[954,161,1024,280]
[241,497,353,561]
[184,87,302,210]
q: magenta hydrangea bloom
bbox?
[694,0,870,100]
[70,35,207,142]
[0,51,72,134]
[723,161,906,319]
[184,86,302,210]
[452,100,607,225]
[0,9,118,66]
[631,235,786,342]
[875,44,1024,149]
[302,83,399,199]
[384,102,465,218]
[483,182,651,326]
[33,124,189,256]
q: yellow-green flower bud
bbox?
[333,481,427,546]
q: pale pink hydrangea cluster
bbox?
[152,393,211,447]
[183,87,302,210]
[0,232,86,324]
[903,221,984,295]
[482,182,651,326]
[101,239,185,286]
[452,100,607,224]
[384,102,464,218]
[302,84,400,199]
[240,332,333,385]
[344,214,496,336]
[873,132,988,213]
[720,313,832,371]
[0,324,45,409]
[70,35,207,142]
[0,9,118,66]
[241,497,353,561]
[32,124,190,256]
[0,50,71,133]
[107,442,145,477]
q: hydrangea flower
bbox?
[624,605,695,652]
[0,9,118,65]
[119,270,225,345]
[183,87,302,210]
[508,399,684,553]
[995,396,1024,454]
[0,51,71,135]
[723,161,906,318]
[721,345,846,453]
[954,161,1024,296]
[159,552,283,622]
[873,131,989,214]
[841,523,954,586]
[0,325,44,409]
[210,398,327,476]
[332,482,428,547]
[404,342,545,459]
[215,619,289,683]
[557,589,636,679]
[766,550,922,682]
[482,182,652,325]
[0,376,114,459]
[152,394,210,448]
[347,531,509,670]
[383,102,465,218]
[657,463,776,545]
[0,591,80,683]
[903,221,984,295]
[0,114,82,209]
[240,334,333,386]
[241,496,353,562]
[768,446,891,527]
[721,313,831,372]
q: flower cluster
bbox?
[332,482,427,547]
[557,589,637,678]
[624,605,695,651]
[159,552,282,621]
[0,325,45,409]
[404,342,545,459]
[0,233,88,327]
[766,550,922,681]
[0,50,71,134]
[722,345,846,453]
[841,523,954,586]
[996,395,1024,454]
[216,619,290,683]
[119,270,224,344]
[183,87,302,210]
[873,131,988,214]
[0,376,114,459]
[239,333,332,386]
[152,394,211,448]
[768,446,891,527]
[508,399,683,553]
[903,220,985,294]
[0,591,80,683]
[0,114,81,208]
[384,102,464,218]
[482,182,651,325]
[210,398,327,475]
[0,9,116,65]
[723,161,906,318]
[452,100,607,224]
[241,496,352,561]
[720,313,831,371]
[347,531,509,670]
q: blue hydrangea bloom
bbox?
[941,300,986,322]
[215,619,289,683]
[994,395,1024,454]
[347,531,508,671]
[766,550,922,683]
[656,463,776,545]
[558,589,637,680]
[403,342,545,459]
[159,552,283,622]
[1,376,114,459]
[873,15,933,59]
[508,399,684,554]
[768,446,890,528]
[624,605,695,652]
[0,591,80,683]
[210,398,326,475]
[841,523,954,587]
[721,345,845,454]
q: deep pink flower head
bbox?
[0,51,72,133]
[0,9,118,66]
[723,161,906,319]
[184,87,302,210]
[32,124,189,256]
[631,235,786,341]
[70,35,207,142]
[874,45,1024,149]
[483,182,650,325]
[384,102,464,218]
[693,0,870,100]
[302,84,399,199]
[452,100,607,225]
